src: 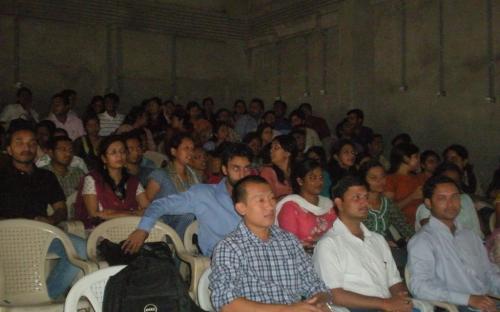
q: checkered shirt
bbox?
[209,221,328,311]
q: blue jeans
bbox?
[161,213,196,238]
[46,234,87,299]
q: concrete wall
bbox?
[247,0,499,188]
[0,0,250,116]
[0,0,498,185]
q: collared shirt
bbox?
[0,103,39,127]
[414,194,483,238]
[46,113,85,140]
[137,178,240,256]
[42,164,85,197]
[408,216,500,305]
[363,196,414,239]
[210,222,328,311]
[313,218,402,298]
[98,111,124,136]
[36,154,88,173]
[0,163,65,219]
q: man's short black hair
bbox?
[250,98,264,109]
[52,92,70,106]
[347,108,364,120]
[104,93,120,104]
[423,175,460,200]
[5,122,35,146]
[299,102,312,113]
[332,175,366,199]
[16,87,32,97]
[232,175,269,204]
[289,109,306,121]
[219,142,253,167]
[47,136,72,150]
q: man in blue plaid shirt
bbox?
[210,175,334,312]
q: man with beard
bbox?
[0,123,87,299]
[123,142,253,256]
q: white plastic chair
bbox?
[143,151,168,168]
[197,268,214,312]
[63,265,126,312]
[404,266,459,312]
[180,221,211,302]
[0,219,95,311]
[183,221,200,255]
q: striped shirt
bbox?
[42,164,85,197]
[210,222,328,311]
[98,111,124,136]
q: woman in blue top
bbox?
[145,132,200,236]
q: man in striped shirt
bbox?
[98,93,124,136]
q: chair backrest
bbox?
[490,213,496,232]
[144,151,168,168]
[86,216,185,262]
[0,219,81,305]
[183,220,199,254]
[197,267,214,312]
[64,265,126,312]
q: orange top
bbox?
[385,173,427,226]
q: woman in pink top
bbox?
[276,159,336,251]
[260,135,297,200]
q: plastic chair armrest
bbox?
[58,220,86,238]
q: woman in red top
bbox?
[384,143,426,226]
[260,135,297,200]
[276,159,336,250]
[78,135,149,228]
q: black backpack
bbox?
[102,242,203,312]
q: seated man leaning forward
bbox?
[408,175,500,312]
[123,142,253,256]
[313,176,428,312]
[210,175,335,312]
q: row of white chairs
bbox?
[0,217,210,312]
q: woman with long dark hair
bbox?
[384,143,426,225]
[145,132,199,236]
[328,139,358,187]
[443,144,482,196]
[259,134,298,199]
[116,106,156,151]
[276,159,336,250]
[77,135,149,228]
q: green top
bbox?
[363,195,415,240]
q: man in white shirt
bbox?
[98,93,124,136]
[314,176,426,312]
[0,87,39,128]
